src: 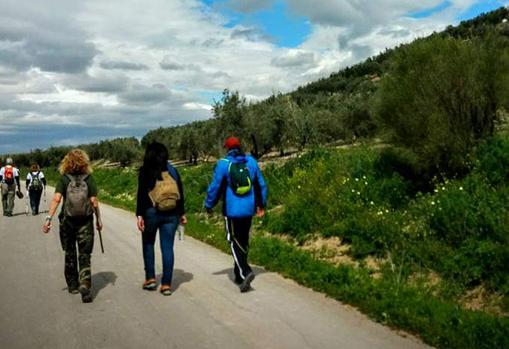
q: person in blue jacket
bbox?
[205,136,267,292]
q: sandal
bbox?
[160,285,172,296]
[142,278,157,290]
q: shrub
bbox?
[377,33,509,178]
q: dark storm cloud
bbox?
[100,60,149,71]
[64,73,129,93]
[159,56,201,71]
[230,27,274,42]
[159,61,187,71]
[0,1,97,73]
[118,84,176,105]
[271,51,316,68]
[224,0,274,13]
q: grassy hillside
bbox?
[43,134,509,349]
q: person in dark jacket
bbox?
[205,137,267,292]
[136,142,187,296]
[26,163,47,215]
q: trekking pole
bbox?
[97,228,104,253]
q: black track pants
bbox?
[225,217,253,280]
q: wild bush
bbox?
[377,33,509,178]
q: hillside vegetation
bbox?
[8,7,509,349]
[42,134,509,349]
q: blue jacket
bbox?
[205,149,267,218]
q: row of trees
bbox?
[4,137,142,168]
[142,82,378,162]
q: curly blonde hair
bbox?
[59,149,92,175]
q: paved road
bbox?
[0,195,432,349]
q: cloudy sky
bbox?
[0,0,507,153]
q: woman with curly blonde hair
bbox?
[42,149,103,303]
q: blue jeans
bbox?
[29,189,42,214]
[142,208,179,285]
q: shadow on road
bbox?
[213,266,267,284]
[157,269,193,292]
[92,271,117,299]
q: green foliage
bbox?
[265,147,411,248]
[213,89,248,140]
[177,163,213,212]
[377,33,509,178]
[265,136,509,298]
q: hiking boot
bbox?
[239,272,255,293]
[79,284,93,303]
[68,284,80,294]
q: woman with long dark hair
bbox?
[136,142,187,296]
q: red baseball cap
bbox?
[224,136,241,149]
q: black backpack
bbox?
[31,172,43,191]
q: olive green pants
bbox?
[1,184,16,215]
[59,216,95,289]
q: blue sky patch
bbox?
[201,0,311,47]
[408,1,452,19]
[457,0,507,21]
[198,90,225,105]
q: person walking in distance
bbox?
[0,157,21,217]
[26,163,47,215]
[205,137,267,292]
[136,142,187,296]
[42,149,103,303]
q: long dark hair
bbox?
[141,142,169,189]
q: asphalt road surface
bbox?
[0,194,432,349]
